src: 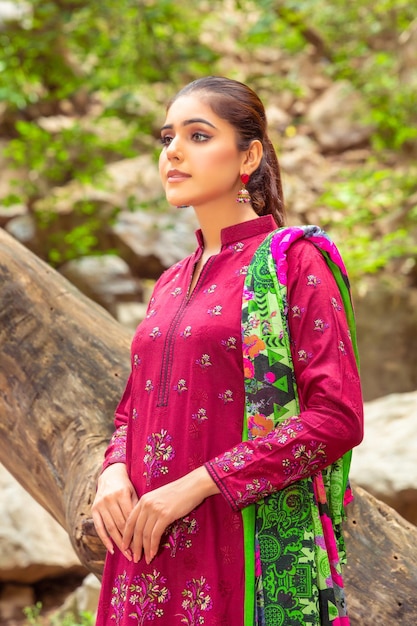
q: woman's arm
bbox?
[205,240,364,510]
[92,374,138,557]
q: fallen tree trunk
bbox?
[0,228,416,625]
[0,228,132,575]
[343,484,417,624]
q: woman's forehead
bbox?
[164,94,219,125]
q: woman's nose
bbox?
[166,136,183,160]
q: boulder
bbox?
[111,206,197,277]
[33,155,163,218]
[306,81,374,151]
[353,281,417,401]
[26,155,165,262]
[399,19,417,89]
[0,583,35,622]
[350,390,417,525]
[54,573,101,617]
[59,255,144,319]
[0,465,86,584]
[0,0,29,24]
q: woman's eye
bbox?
[192,132,210,142]
[160,135,173,146]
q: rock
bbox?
[306,81,374,151]
[23,154,165,263]
[265,104,292,133]
[34,154,163,216]
[0,584,35,622]
[55,573,101,617]
[0,1,29,24]
[280,144,329,187]
[350,391,417,525]
[4,214,37,246]
[0,204,27,229]
[353,281,417,401]
[106,155,163,203]
[115,301,149,329]
[292,51,332,95]
[111,206,197,277]
[60,255,143,318]
[37,115,77,133]
[399,19,417,89]
[0,465,86,584]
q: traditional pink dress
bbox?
[96,215,363,626]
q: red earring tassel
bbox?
[236,173,251,204]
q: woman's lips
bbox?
[167,169,191,183]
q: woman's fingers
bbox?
[122,467,220,564]
[122,495,166,564]
[147,515,168,564]
[91,509,114,554]
[93,503,134,561]
[91,463,138,558]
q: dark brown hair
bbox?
[169,76,285,226]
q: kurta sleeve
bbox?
[101,373,132,472]
[205,239,364,511]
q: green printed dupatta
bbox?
[241,226,359,626]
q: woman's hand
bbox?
[92,463,139,559]
[122,466,219,565]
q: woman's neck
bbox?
[194,202,259,256]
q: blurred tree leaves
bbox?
[0,0,220,112]
[0,0,416,275]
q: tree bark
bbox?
[343,484,417,624]
[0,228,131,575]
[1,228,416,624]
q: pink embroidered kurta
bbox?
[96,215,363,626]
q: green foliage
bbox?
[0,0,220,112]
[0,0,222,263]
[318,162,417,277]
[52,610,94,626]
[5,119,135,198]
[242,0,416,151]
[0,0,416,275]
[23,602,94,626]
[2,118,134,264]
[23,602,43,626]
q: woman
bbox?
[92,76,363,626]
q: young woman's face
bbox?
[158,94,247,210]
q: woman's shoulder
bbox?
[284,234,335,283]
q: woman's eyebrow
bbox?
[161,118,217,131]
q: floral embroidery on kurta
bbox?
[221,336,237,350]
[143,430,175,486]
[179,576,213,625]
[111,571,129,626]
[127,570,170,624]
[149,327,161,340]
[162,515,199,557]
[174,379,187,393]
[192,408,208,423]
[195,354,212,370]
[207,305,222,316]
[218,389,233,403]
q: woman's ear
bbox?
[243,139,263,174]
